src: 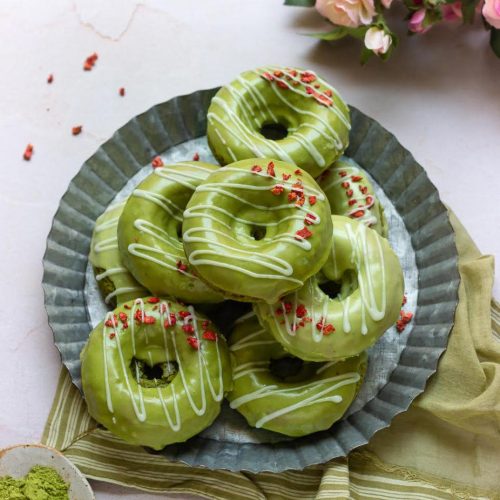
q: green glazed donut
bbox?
[207,66,351,178]
[182,159,333,303]
[227,314,366,436]
[89,201,148,308]
[117,161,224,303]
[81,298,232,450]
[317,156,388,237]
[254,215,404,361]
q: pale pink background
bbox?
[0,1,498,498]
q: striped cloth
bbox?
[41,361,497,499]
[41,211,500,499]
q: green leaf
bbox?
[360,47,374,65]
[490,28,500,57]
[308,27,350,41]
[284,0,315,6]
[461,0,478,24]
[308,26,367,41]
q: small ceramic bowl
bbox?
[0,443,94,499]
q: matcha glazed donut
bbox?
[182,159,333,303]
[89,201,148,308]
[207,66,351,178]
[317,156,388,237]
[254,216,404,361]
[118,161,224,303]
[81,298,232,450]
[227,314,366,436]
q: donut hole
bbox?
[250,225,267,241]
[131,358,178,388]
[319,271,359,300]
[260,122,288,141]
[270,356,323,383]
[176,222,183,240]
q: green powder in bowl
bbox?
[0,465,69,500]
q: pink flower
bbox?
[364,27,392,54]
[316,0,376,28]
[482,0,500,28]
[408,9,429,33]
[442,1,463,21]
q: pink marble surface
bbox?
[0,0,498,498]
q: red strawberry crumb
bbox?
[267,161,276,177]
[119,87,125,96]
[83,52,98,71]
[295,227,313,240]
[72,126,82,136]
[304,213,317,225]
[341,182,350,189]
[401,311,413,324]
[192,152,200,161]
[105,315,118,328]
[182,324,194,334]
[288,192,298,203]
[323,324,335,335]
[308,195,317,205]
[348,199,357,206]
[352,210,365,218]
[178,311,191,320]
[300,71,316,83]
[314,84,321,89]
[294,169,302,175]
[124,304,131,309]
[283,302,293,314]
[366,195,373,205]
[316,94,333,106]
[47,74,54,84]
[396,320,405,333]
[164,313,176,328]
[176,260,188,272]
[23,144,34,161]
[290,69,298,77]
[187,337,199,349]
[296,304,307,318]
[151,156,163,168]
[360,186,368,194]
[295,196,305,207]
[324,89,333,97]
[346,189,354,197]
[271,184,284,196]
[109,333,116,339]
[351,175,363,182]
[143,315,156,325]
[339,171,347,177]
[202,331,217,341]
[282,173,291,181]
[119,312,128,323]
[251,165,262,173]
[261,72,274,81]
[305,86,314,95]
[202,320,210,329]
[276,80,288,89]
[147,297,160,304]
[273,70,283,77]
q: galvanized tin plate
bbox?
[42,88,459,473]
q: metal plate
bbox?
[42,88,460,472]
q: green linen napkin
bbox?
[41,212,500,499]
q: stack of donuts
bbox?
[81,66,404,450]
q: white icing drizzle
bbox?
[132,189,183,222]
[209,66,349,168]
[101,300,224,428]
[183,168,326,285]
[320,165,378,227]
[91,204,147,304]
[267,220,388,342]
[230,372,360,428]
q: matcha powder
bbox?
[0,465,69,500]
